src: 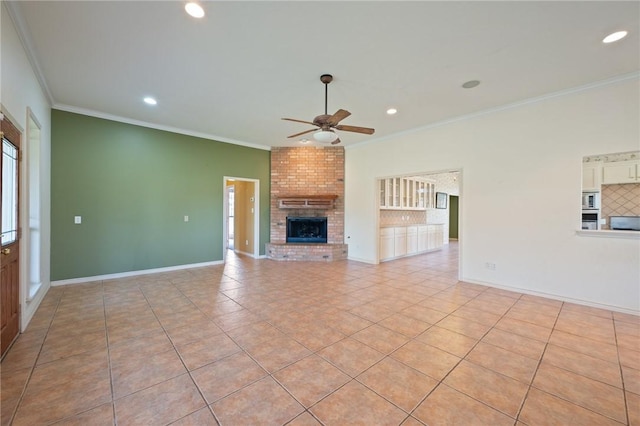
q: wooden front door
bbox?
[1,117,21,357]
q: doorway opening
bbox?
[227,185,234,250]
[376,169,462,277]
[223,177,260,261]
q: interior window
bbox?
[582,151,640,231]
[1,137,19,246]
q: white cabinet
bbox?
[394,227,407,257]
[380,227,395,260]
[381,224,443,261]
[427,224,444,250]
[406,226,418,254]
[379,177,435,210]
[417,225,429,252]
[601,160,639,184]
[582,162,602,191]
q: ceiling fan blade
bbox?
[331,138,342,145]
[287,128,317,138]
[334,124,375,135]
[282,117,317,126]
[326,109,351,126]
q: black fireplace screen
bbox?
[286,217,328,243]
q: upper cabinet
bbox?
[380,177,435,210]
[601,159,640,185]
[582,162,602,191]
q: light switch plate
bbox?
[74,216,82,224]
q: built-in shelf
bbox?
[277,195,338,209]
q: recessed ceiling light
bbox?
[602,31,628,43]
[386,108,398,115]
[462,80,481,89]
[143,97,157,105]
[299,138,310,144]
[185,2,205,18]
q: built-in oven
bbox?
[582,192,600,210]
[581,211,599,230]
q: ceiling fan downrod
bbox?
[320,74,333,115]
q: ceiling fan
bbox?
[282,74,375,145]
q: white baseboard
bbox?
[347,256,377,265]
[462,277,639,316]
[51,260,224,287]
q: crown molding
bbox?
[3,1,55,106]
[347,71,640,151]
[53,104,272,151]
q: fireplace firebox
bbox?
[286,217,328,243]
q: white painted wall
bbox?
[2,3,52,330]
[345,76,640,313]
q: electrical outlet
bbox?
[485,262,496,270]
[245,240,249,246]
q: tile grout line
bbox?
[6,286,65,425]
[612,315,631,426]
[99,280,119,426]
[402,287,525,424]
[512,299,563,424]
[143,271,225,426]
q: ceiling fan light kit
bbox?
[282,74,375,145]
[314,130,338,143]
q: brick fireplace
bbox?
[266,146,348,261]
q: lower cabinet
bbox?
[380,227,395,260]
[394,227,407,257]
[380,224,443,261]
[406,226,418,255]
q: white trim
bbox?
[347,71,640,151]
[51,260,224,286]
[53,104,271,151]
[3,2,55,105]
[576,229,640,239]
[347,256,377,264]
[462,277,639,317]
[234,249,258,258]
[223,176,261,260]
[21,279,48,332]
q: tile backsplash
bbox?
[380,210,427,226]
[601,183,640,229]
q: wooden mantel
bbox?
[277,194,338,209]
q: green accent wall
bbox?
[51,110,270,281]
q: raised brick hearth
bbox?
[266,146,347,261]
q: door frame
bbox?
[375,168,463,279]
[223,176,260,261]
[1,112,23,357]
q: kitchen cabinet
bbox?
[601,160,639,184]
[379,177,402,208]
[582,162,602,191]
[418,225,429,252]
[379,227,395,260]
[406,226,418,254]
[394,227,407,257]
[427,224,444,250]
[380,224,443,261]
[379,177,435,210]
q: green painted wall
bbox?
[51,110,270,281]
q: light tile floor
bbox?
[1,243,639,425]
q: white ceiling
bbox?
[9,1,640,149]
